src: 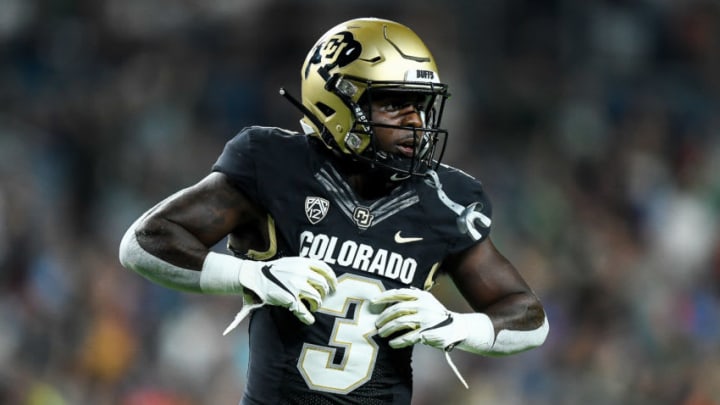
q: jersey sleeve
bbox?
[211,127,261,202]
[443,170,494,254]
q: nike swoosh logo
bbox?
[422,313,454,333]
[394,231,423,244]
[261,264,293,296]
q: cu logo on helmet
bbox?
[305,31,362,81]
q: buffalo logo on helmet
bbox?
[304,31,362,81]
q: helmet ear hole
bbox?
[315,102,335,117]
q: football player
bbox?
[119,17,549,404]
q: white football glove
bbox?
[372,288,469,350]
[373,288,500,389]
[201,252,337,327]
[238,256,337,325]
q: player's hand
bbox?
[372,288,467,350]
[239,257,337,325]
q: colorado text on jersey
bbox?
[298,230,417,284]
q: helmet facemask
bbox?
[334,76,450,179]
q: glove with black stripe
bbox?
[201,252,337,325]
[372,288,476,350]
[239,257,337,324]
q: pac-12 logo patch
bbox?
[305,197,330,224]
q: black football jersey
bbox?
[212,126,492,405]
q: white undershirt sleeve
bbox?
[119,218,201,292]
[454,312,550,356]
[118,217,244,294]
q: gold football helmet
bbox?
[294,17,450,177]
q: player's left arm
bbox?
[446,237,548,355]
[373,237,548,356]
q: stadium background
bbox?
[1,0,719,403]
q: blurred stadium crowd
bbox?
[1,0,719,404]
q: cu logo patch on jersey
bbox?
[305,196,330,224]
[352,206,373,229]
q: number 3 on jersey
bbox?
[297,274,385,394]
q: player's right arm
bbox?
[127,172,253,272]
[118,171,337,325]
